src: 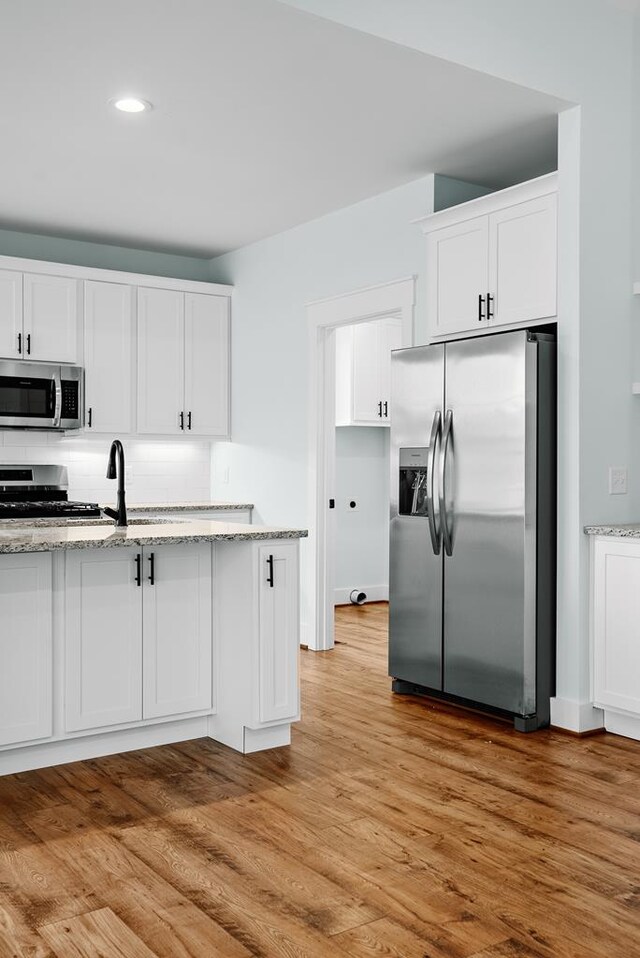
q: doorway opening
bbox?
[305,278,415,652]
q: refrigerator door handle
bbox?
[439,409,454,556]
[426,410,442,555]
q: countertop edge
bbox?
[0,527,308,554]
[584,525,640,538]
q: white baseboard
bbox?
[334,584,388,605]
[602,709,640,742]
[550,696,604,733]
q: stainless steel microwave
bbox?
[0,362,83,430]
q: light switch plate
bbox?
[609,466,628,495]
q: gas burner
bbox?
[0,465,101,520]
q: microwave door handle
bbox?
[439,409,454,557]
[52,374,62,427]
[426,410,442,555]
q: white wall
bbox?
[334,426,389,602]
[212,0,637,729]
[0,434,211,505]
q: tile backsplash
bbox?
[0,432,211,505]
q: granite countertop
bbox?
[584,524,640,538]
[114,501,255,513]
[0,519,307,554]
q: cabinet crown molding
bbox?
[0,253,233,297]
[414,171,558,234]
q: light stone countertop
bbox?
[0,519,307,554]
[117,501,255,513]
[584,525,640,538]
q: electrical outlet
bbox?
[125,466,133,484]
[609,466,628,495]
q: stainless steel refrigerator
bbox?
[389,329,555,731]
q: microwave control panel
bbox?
[61,380,80,419]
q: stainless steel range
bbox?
[0,465,101,520]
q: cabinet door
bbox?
[137,287,184,435]
[0,270,23,360]
[489,194,557,327]
[84,281,133,433]
[23,273,78,362]
[593,539,640,715]
[377,317,403,418]
[184,293,230,437]
[65,548,142,731]
[257,543,299,723]
[0,553,52,747]
[352,321,383,423]
[426,216,489,337]
[142,543,212,719]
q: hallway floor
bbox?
[0,603,639,957]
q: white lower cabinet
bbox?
[65,543,213,732]
[65,547,143,731]
[592,537,640,721]
[0,553,53,747]
[214,538,300,752]
[143,543,212,719]
[257,544,299,723]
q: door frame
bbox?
[304,277,415,652]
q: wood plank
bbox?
[38,907,159,958]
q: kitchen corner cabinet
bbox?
[591,537,640,721]
[335,317,403,426]
[0,553,52,747]
[0,269,79,362]
[137,286,229,438]
[84,280,134,433]
[65,543,213,732]
[420,173,557,340]
[214,539,300,752]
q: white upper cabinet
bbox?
[23,273,79,362]
[0,270,23,359]
[336,317,403,426]
[426,217,490,336]
[84,281,134,433]
[419,173,557,341]
[0,270,78,362]
[138,287,230,438]
[137,287,185,435]
[489,194,558,328]
[184,292,230,437]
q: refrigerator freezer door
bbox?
[442,331,537,716]
[389,344,444,689]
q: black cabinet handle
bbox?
[487,293,494,320]
[266,554,274,588]
[383,401,388,417]
[187,411,192,430]
[478,294,485,322]
[377,401,382,418]
[179,411,184,431]
[17,332,22,354]
[148,552,155,585]
[87,407,92,428]
[26,333,31,355]
[134,553,142,586]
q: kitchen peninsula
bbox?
[0,517,307,776]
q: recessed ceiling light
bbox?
[110,97,153,114]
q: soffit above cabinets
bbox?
[0,0,566,258]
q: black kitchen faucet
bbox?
[104,439,128,527]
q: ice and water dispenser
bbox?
[398,447,429,517]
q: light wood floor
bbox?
[1,604,640,957]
